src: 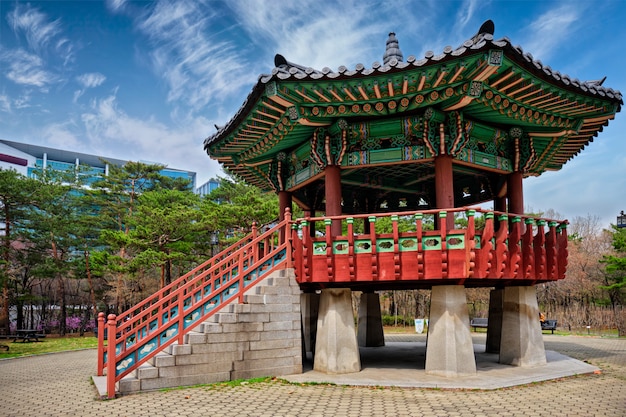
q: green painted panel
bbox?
[354,239,373,254]
[333,240,349,255]
[399,237,418,252]
[422,236,441,250]
[446,234,466,249]
[376,238,395,253]
[313,242,327,255]
[295,167,311,184]
[369,148,403,164]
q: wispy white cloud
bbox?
[227,0,388,70]
[77,73,106,89]
[7,3,62,52]
[1,49,57,88]
[73,72,107,102]
[41,121,83,150]
[0,94,11,113]
[519,4,581,62]
[75,92,220,182]
[132,0,252,112]
[455,0,483,32]
[105,0,128,13]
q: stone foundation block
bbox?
[140,372,231,391]
[159,361,233,378]
[185,331,207,344]
[201,322,223,333]
[232,356,298,372]
[243,346,301,360]
[136,364,159,379]
[191,341,248,354]
[263,320,295,331]
[175,350,242,365]
[119,375,141,393]
[222,322,263,333]
[206,332,260,343]
[249,338,294,351]
[167,344,191,356]
[149,352,175,367]
[235,312,270,322]
[230,365,302,381]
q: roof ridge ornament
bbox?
[470,20,495,44]
[383,32,403,65]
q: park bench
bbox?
[470,317,489,331]
[541,319,558,334]
[13,329,46,343]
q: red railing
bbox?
[292,207,568,286]
[97,210,294,398]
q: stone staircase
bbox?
[118,269,303,394]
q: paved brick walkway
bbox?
[0,335,624,416]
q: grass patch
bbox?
[0,335,98,359]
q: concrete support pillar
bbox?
[324,164,342,237]
[300,293,320,358]
[425,285,476,377]
[499,286,546,367]
[357,292,385,347]
[435,155,455,230]
[314,288,361,374]
[486,288,504,354]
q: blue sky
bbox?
[0,0,624,227]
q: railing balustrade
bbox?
[292,207,568,285]
[97,211,293,398]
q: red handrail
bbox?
[97,210,294,398]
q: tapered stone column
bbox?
[425,285,476,377]
[314,288,361,374]
[486,288,504,353]
[357,292,385,347]
[499,286,546,366]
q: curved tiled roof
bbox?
[204,20,621,149]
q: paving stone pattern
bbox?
[0,335,624,417]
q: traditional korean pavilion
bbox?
[202,20,622,377]
[95,20,623,398]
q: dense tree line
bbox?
[0,164,278,335]
[1,163,624,336]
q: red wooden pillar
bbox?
[435,155,455,230]
[325,164,342,236]
[507,171,524,216]
[278,191,292,221]
[494,195,507,214]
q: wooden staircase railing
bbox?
[96,210,294,398]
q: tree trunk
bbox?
[84,250,97,319]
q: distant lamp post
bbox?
[618,211,626,228]
[210,231,219,255]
